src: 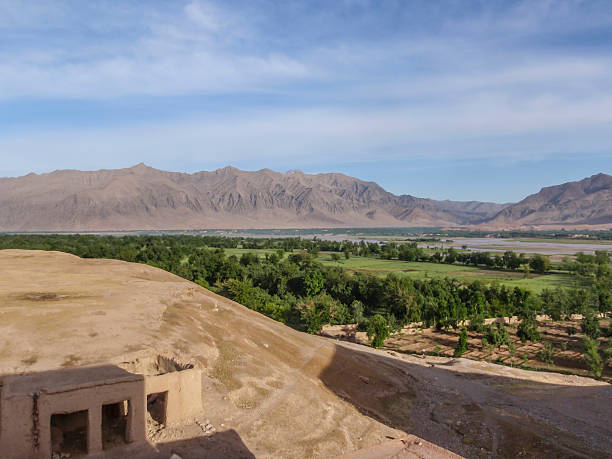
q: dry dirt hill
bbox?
[0,250,611,458]
[484,173,612,229]
[0,164,508,231]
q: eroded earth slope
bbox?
[0,250,610,458]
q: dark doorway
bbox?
[51,410,88,457]
[102,401,129,450]
[147,391,168,425]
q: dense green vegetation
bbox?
[318,253,573,293]
[1,234,610,346]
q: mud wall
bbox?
[145,369,202,424]
[0,378,146,459]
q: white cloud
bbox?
[184,1,223,32]
[0,1,312,99]
[2,93,611,176]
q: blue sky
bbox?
[0,0,611,202]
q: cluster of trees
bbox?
[378,242,554,273]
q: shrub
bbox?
[566,326,577,336]
[517,315,541,343]
[454,328,469,357]
[583,337,604,378]
[484,323,511,348]
[581,309,601,339]
[508,341,517,366]
[468,314,485,333]
[297,293,348,334]
[367,314,389,348]
[537,342,555,364]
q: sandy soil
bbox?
[1,250,610,458]
[382,320,612,382]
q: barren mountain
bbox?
[0,165,608,231]
[485,173,612,229]
[1,250,611,458]
[0,164,508,231]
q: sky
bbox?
[0,0,611,202]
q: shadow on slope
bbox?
[124,429,256,459]
[319,342,612,458]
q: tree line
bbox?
[1,234,609,333]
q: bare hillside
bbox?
[0,164,507,230]
[0,250,610,458]
[485,173,612,228]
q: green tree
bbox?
[517,313,541,343]
[454,328,468,357]
[529,254,551,274]
[583,337,604,378]
[581,308,601,339]
[304,270,325,296]
[297,293,347,334]
[484,323,510,348]
[350,300,364,324]
[367,314,389,348]
[446,247,458,264]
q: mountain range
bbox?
[0,164,609,231]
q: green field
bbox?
[317,252,575,292]
[193,247,576,292]
[224,248,278,257]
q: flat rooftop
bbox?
[0,249,188,376]
[1,365,143,397]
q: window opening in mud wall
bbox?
[51,410,89,457]
[147,391,168,425]
[102,400,129,450]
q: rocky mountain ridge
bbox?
[485,173,611,228]
[0,164,608,230]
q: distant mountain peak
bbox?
[485,173,611,228]
[128,162,153,171]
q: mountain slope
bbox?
[0,164,508,231]
[486,173,612,228]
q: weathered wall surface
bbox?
[0,376,146,459]
[145,369,202,424]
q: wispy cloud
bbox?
[0,0,611,200]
